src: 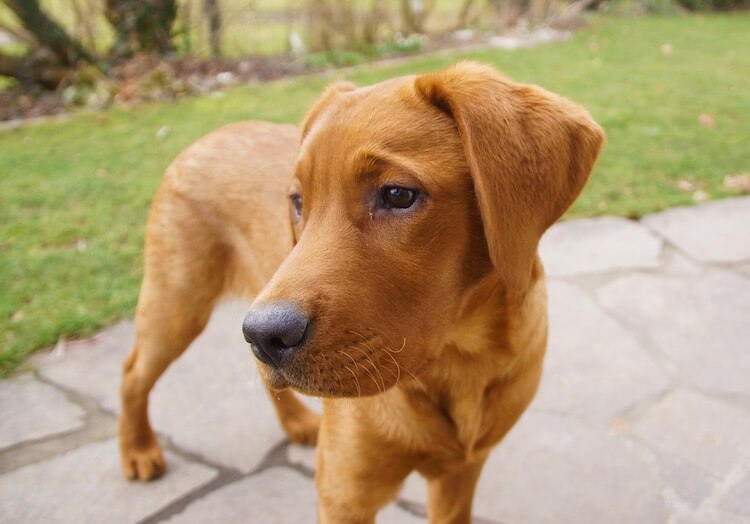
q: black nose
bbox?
[242,302,309,369]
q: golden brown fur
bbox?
[119,62,604,523]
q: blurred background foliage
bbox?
[2,0,746,96]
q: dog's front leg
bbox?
[423,454,488,524]
[315,407,415,524]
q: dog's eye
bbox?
[290,194,302,221]
[380,186,419,209]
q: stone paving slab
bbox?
[598,270,750,396]
[629,390,750,480]
[0,374,86,450]
[0,438,216,524]
[34,302,317,473]
[32,320,134,413]
[721,469,750,517]
[533,281,670,424]
[539,216,662,276]
[164,467,424,523]
[401,410,666,524]
[641,196,750,263]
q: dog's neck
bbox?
[387,256,548,459]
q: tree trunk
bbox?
[0,50,68,88]
[361,0,385,45]
[456,0,477,28]
[105,0,177,56]
[4,0,94,67]
[203,0,222,57]
[400,0,435,34]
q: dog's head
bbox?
[243,62,604,397]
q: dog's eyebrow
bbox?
[352,148,423,184]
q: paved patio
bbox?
[1,196,749,523]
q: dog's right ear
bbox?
[300,81,356,141]
[415,62,605,294]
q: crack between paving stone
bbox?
[638,218,750,271]
[691,448,750,522]
[141,439,309,523]
[20,370,428,524]
[25,365,511,523]
[145,436,497,523]
[685,387,750,416]
[138,468,244,524]
[613,388,674,426]
[0,373,119,474]
[588,288,683,388]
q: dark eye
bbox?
[380,186,419,209]
[290,193,302,221]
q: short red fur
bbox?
[119,61,604,523]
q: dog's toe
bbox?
[121,442,166,481]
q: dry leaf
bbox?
[52,337,67,357]
[612,419,629,433]
[724,173,750,194]
[697,113,715,127]
[693,190,709,202]
[675,179,705,193]
[156,126,170,140]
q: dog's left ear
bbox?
[415,61,605,294]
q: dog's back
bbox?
[149,121,298,299]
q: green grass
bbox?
[2,14,749,374]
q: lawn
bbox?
[1,14,749,375]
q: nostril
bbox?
[242,302,310,369]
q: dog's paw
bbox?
[283,409,321,446]
[120,439,167,481]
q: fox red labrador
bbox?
[119,61,604,523]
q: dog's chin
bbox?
[262,368,292,391]
[273,365,398,399]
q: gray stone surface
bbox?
[165,467,424,523]
[287,442,316,471]
[0,374,86,450]
[164,468,316,524]
[598,270,750,396]
[629,390,750,479]
[401,411,666,524]
[33,320,134,412]
[661,248,705,276]
[642,196,750,263]
[655,451,715,512]
[0,438,216,524]
[36,301,297,472]
[533,281,670,423]
[540,216,662,276]
[720,469,750,517]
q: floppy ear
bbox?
[300,80,356,141]
[415,62,605,293]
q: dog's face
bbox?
[243,62,604,397]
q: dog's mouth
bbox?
[261,330,421,398]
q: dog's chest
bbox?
[408,362,505,460]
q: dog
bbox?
[119,61,604,523]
